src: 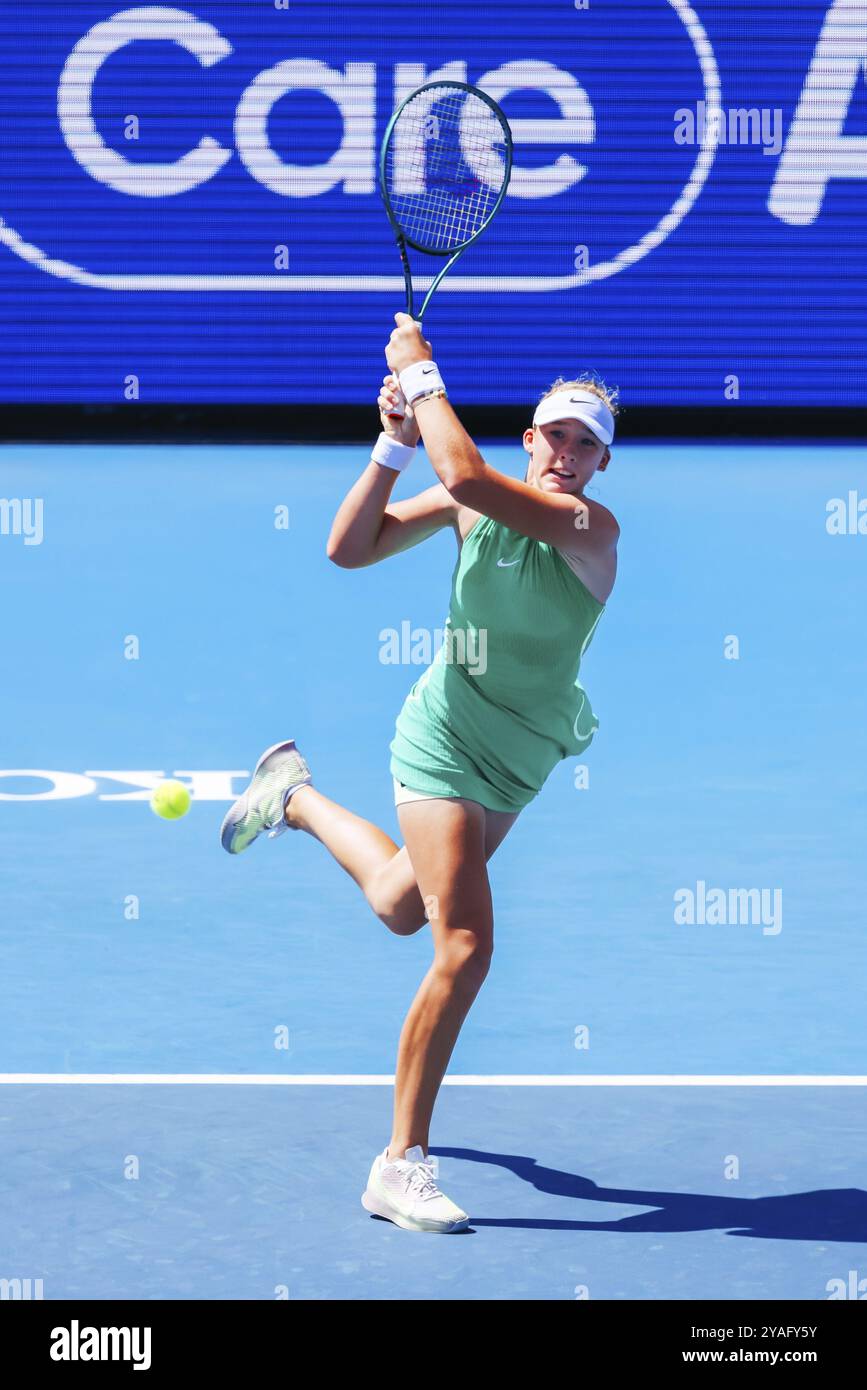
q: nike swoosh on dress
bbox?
[496,557,520,567]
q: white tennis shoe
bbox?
[220,739,312,854]
[362,1145,469,1233]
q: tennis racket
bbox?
[378,80,513,418]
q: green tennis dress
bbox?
[389,515,606,813]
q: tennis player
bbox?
[221,312,619,1233]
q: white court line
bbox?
[1,1075,866,1086]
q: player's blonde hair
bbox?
[534,374,621,425]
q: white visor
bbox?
[533,388,615,446]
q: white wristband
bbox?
[371,432,416,473]
[399,360,446,405]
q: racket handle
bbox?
[386,319,423,420]
[387,381,409,421]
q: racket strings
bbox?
[385,87,508,252]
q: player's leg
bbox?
[219,738,518,936]
[384,796,495,1158]
[286,784,518,936]
[283,784,419,932]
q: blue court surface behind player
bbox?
[1,441,865,1299]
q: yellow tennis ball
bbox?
[150,779,191,820]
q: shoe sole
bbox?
[361,1188,469,1234]
[220,739,302,855]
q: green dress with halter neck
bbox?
[389,514,605,812]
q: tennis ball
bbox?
[150,779,191,820]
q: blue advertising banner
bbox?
[0,1,864,405]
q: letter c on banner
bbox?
[57,6,233,198]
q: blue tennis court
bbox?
[2,440,865,1298]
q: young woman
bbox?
[221,313,620,1234]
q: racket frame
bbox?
[378,79,513,327]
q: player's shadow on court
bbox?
[433,1148,867,1241]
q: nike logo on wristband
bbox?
[422,366,436,374]
[497,557,520,568]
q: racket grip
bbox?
[387,380,409,421]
